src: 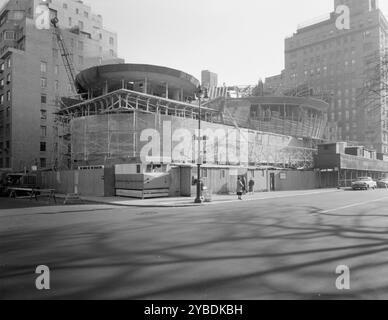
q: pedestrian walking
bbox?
[248,179,255,195]
[242,176,247,195]
[237,177,244,200]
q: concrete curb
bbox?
[74,189,343,208]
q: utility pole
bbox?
[194,85,204,204]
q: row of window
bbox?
[0,157,11,169]
[0,157,49,169]
[41,78,59,91]
[0,91,11,103]
[0,73,12,85]
[0,107,10,122]
[63,3,89,18]
[0,57,11,70]
[0,10,25,28]
[289,15,378,50]
[0,123,11,137]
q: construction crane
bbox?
[50,16,77,94]
[49,16,77,170]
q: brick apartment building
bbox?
[272,0,388,153]
[0,0,123,171]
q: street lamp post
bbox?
[194,85,203,204]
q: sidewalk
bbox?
[59,188,343,208]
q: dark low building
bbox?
[316,142,388,188]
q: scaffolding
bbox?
[56,88,320,169]
[56,89,221,168]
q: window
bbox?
[109,37,114,45]
[84,11,89,18]
[41,94,47,104]
[78,41,83,50]
[6,73,10,83]
[7,58,11,68]
[68,17,72,26]
[40,110,47,120]
[40,126,47,137]
[40,158,46,168]
[76,8,79,14]
[54,65,59,75]
[41,78,47,88]
[78,55,84,65]
[78,21,84,30]
[0,63,4,71]
[40,61,47,73]
[4,31,15,40]
[0,13,8,26]
[63,3,68,9]
[0,94,3,104]
[109,49,114,57]
[40,142,46,152]
[363,31,371,39]
[53,48,59,58]
[55,80,59,91]
[6,90,10,101]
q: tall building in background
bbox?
[264,71,285,95]
[0,0,123,171]
[283,0,388,152]
[201,70,218,90]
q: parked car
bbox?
[351,177,377,190]
[0,172,37,197]
[377,178,388,189]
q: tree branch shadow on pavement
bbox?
[1,203,388,300]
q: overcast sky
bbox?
[2,0,388,85]
[89,0,388,85]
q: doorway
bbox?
[270,173,275,191]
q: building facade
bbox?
[283,0,388,153]
[264,71,285,96]
[56,63,328,172]
[0,0,122,171]
[201,70,218,90]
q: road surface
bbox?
[1,189,388,299]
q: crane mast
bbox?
[50,17,77,94]
[49,16,77,170]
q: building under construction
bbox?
[57,63,329,170]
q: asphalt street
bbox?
[2,189,388,299]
